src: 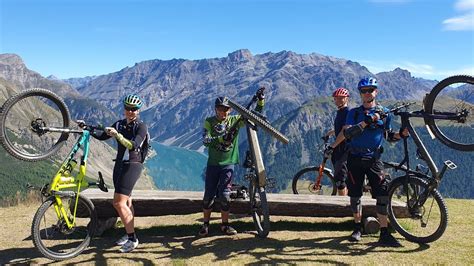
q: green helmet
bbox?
[123,94,143,108]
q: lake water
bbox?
[145,142,207,191]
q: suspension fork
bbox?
[314,157,328,190]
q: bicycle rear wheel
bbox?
[249,179,270,238]
[0,88,70,161]
[227,99,289,144]
[388,176,448,243]
[292,166,337,195]
[424,75,474,151]
[32,194,97,261]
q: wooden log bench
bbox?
[81,189,408,235]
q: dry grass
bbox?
[1,198,473,265]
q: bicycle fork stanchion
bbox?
[246,122,266,187]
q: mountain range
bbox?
[1,50,472,199]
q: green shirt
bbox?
[203,115,245,166]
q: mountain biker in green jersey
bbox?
[198,88,265,237]
[343,77,408,247]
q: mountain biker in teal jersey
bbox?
[83,94,148,253]
[343,77,409,247]
[323,87,350,196]
[198,88,265,237]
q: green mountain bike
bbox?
[0,88,108,260]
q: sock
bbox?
[354,222,362,232]
[128,232,137,241]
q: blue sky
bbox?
[1,0,473,80]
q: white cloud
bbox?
[443,13,474,30]
[443,0,474,31]
[455,0,474,11]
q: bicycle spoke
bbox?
[0,89,70,161]
[389,177,448,243]
[292,168,336,195]
[426,76,474,150]
[32,195,96,260]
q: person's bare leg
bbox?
[113,193,134,234]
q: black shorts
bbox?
[331,150,348,186]
[113,161,143,196]
[203,164,234,201]
[346,155,388,198]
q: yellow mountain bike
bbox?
[0,88,108,260]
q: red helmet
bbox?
[333,87,350,97]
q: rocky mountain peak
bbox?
[0,53,25,67]
[227,49,253,61]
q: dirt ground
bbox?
[1,199,473,265]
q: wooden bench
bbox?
[82,189,408,235]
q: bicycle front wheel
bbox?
[32,194,97,261]
[292,166,337,195]
[388,176,448,243]
[424,75,474,151]
[249,180,270,238]
[0,88,71,161]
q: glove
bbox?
[399,127,409,138]
[223,127,238,143]
[364,113,378,125]
[323,145,334,159]
[76,120,86,129]
[256,87,265,101]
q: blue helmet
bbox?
[357,77,378,90]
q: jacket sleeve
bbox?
[254,98,265,113]
[202,119,222,148]
[90,122,115,140]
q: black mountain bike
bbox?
[291,75,473,243]
[226,92,289,238]
[386,75,473,243]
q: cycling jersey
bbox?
[93,120,148,163]
[345,105,392,158]
[203,115,245,166]
[333,106,349,157]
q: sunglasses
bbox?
[124,106,139,112]
[359,88,375,94]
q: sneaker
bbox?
[115,234,129,246]
[221,225,237,235]
[119,239,139,253]
[349,229,362,242]
[378,233,402,247]
[198,224,209,237]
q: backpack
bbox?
[116,119,151,163]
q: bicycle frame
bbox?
[396,110,456,181]
[388,109,458,210]
[246,122,267,187]
[40,127,94,229]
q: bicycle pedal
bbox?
[444,160,457,170]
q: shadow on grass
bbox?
[0,220,431,265]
